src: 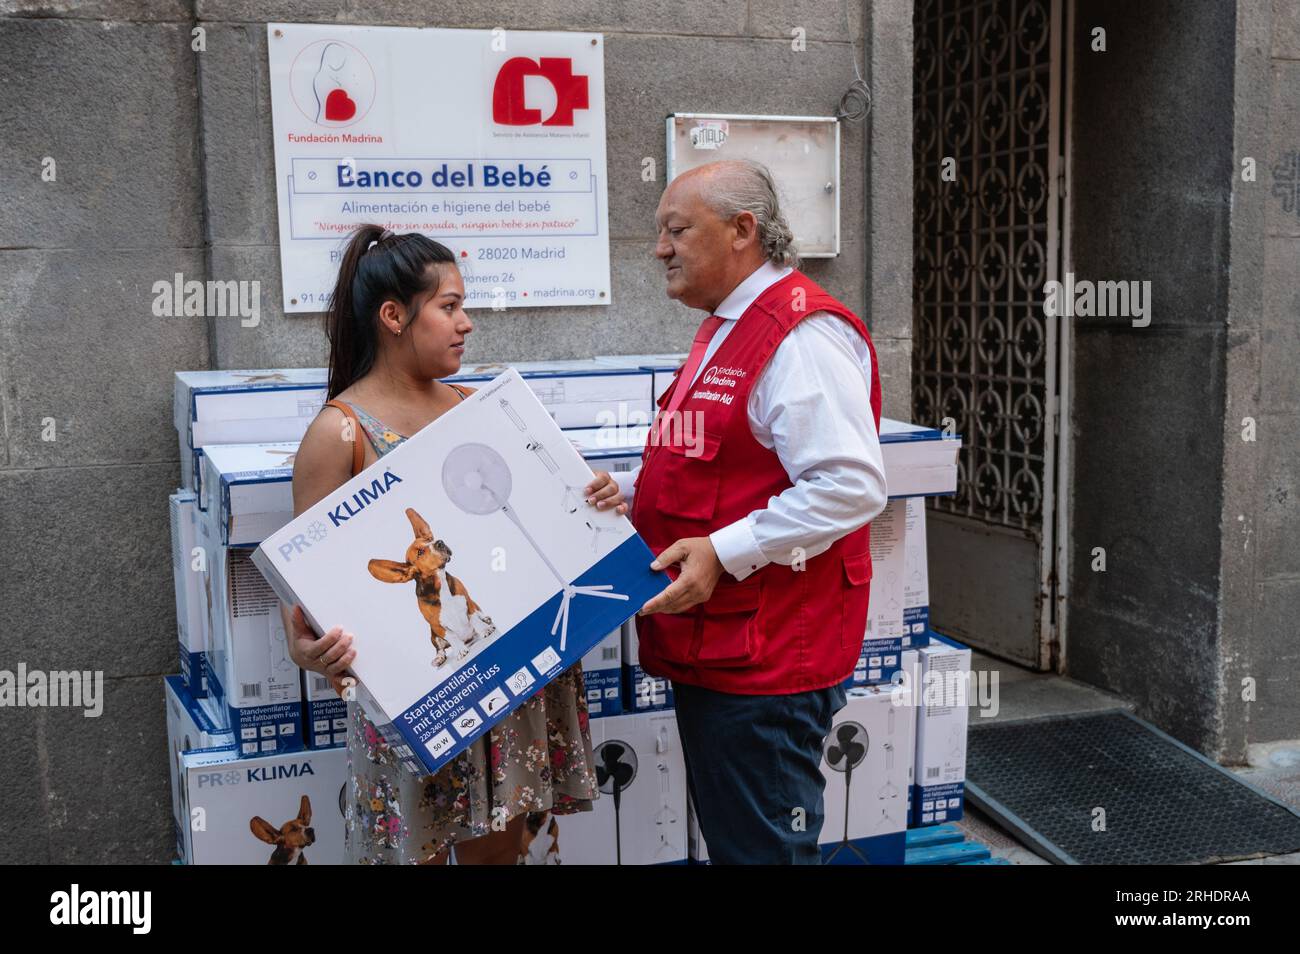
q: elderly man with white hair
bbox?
[620,159,888,864]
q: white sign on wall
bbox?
[666,113,840,257]
[267,24,611,312]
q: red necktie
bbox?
[657,314,725,440]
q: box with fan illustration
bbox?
[199,442,298,544]
[164,675,234,858]
[206,545,304,757]
[911,633,970,827]
[521,710,687,865]
[581,628,623,718]
[622,616,673,712]
[902,497,931,641]
[174,368,327,494]
[819,650,917,865]
[253,370,670,779]
[686,794,710,864]
[192,501,226,721]
[170,490,211,698]
[879,418,961,498]
[177,745,347,865]
[566,424,649,473]
[844,498,909,688]
[593,353,688,404]
[448,359,654,430]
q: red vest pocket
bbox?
[841,551,873,651]
[692,578,763,667]
[653,430,723,521]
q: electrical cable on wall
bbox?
[836,0,873,122]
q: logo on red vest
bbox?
[700,365,746,389]
[492,57,589,126]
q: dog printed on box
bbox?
[251,794,316,865]
[367,508,497,668]
[518,810,563,864]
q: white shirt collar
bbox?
[712,261,794,321]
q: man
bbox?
[617,159,888,864]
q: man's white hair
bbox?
[696,159,798,267]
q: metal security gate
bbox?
[912,0,1065,669]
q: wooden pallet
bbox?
[904,824,1011,865]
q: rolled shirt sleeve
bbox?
[612,467,639,504]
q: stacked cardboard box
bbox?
[163,360,966,863]
[166,371,331,863]
[910,633,971,827]
[164,362,680,862]
[449,359,655,430]
[686,652,922,866]
[520,710,688,865]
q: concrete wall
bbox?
[1067,0,1236,754]
[0,6,209,865]
[1067,0,1299,760]
[0,0,910,863]
[1216,0,1300,761]
[194,0,875,369]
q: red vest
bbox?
[631,270,882,695]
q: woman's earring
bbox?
[395,328,402,336]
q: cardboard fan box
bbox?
[254,370,668,778]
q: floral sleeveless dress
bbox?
[336,397,598,864]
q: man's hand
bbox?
[640,536,725,615]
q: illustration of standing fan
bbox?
[595,740,638,865]
[823,719,870,863]
[269,613,293,671]
[876,741,900,801]
[441,443,628,651]
[503,397,597,519]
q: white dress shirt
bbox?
[616,262,889,582]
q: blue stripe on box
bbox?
[581,666,623,718]
[180,645,208,698]
[305,695,347,749]
[624,665,674,711]
[911,781,966,826]
[903,606,931,644]
[449,368,648,382]
[226,701,305,758]
[393,533,668,776]
[879,429,961,444]
[190,382,325,407]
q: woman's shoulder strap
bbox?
[322,399,365,477]
[449,383,475,400]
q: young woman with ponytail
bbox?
[282,224,626,864]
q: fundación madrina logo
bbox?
[288,38,377,127]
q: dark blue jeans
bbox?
[674,680,847,865]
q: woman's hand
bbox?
[286,604,357,697]
[584,470,628,515]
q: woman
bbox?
[283,224,627,864]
